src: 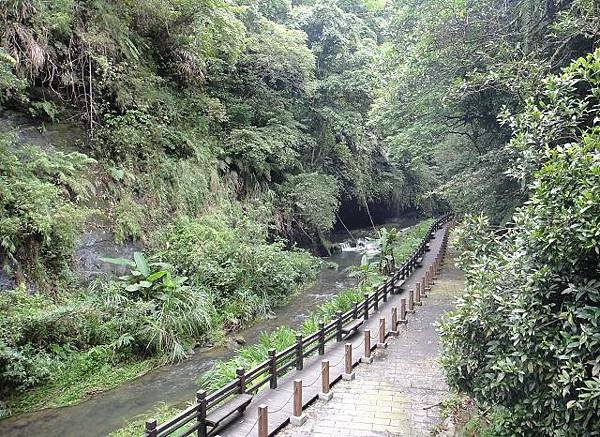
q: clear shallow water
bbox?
[0,215,419,437]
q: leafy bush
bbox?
[0,287,115,396]
[97,252,213,362]
[439,52,600,434]
[0,48,26,103]
[158,209,320,329]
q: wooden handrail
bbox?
[142,213,453,437]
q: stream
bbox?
[0,215,419,437]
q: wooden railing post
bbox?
[353,301,358,319]
[383,283,388,303]
[236,368,246,393]
[377,318,387,348]
[145,419,158,437]
[361,329,373,364]
[318,321,325,355]
[342,343,354,380]
[364,293,369,320]
[295,334,303,370]
[319,360,332,401]
[290,379,307,426]
[391,306,398,336]
[374,287,379,312]
[336,310,343,342]
[258,405,268,437]
[400,298,407,324]
[268,349,278,389]
[196,390,207,437]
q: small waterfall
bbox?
[339,237,380,254]
[339,241,353,251]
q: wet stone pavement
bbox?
[278,245,464,437]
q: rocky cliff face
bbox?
[0,109,143,290]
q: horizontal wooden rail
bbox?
[142,213,453,437]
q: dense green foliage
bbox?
[439,51,600,434]
[2,0,599,433]
[372,0,599,222]
[157,207,319,330]
[0,0,416,283]
[0,204,317,416]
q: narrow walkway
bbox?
[219,224,454,436]
[277,242,463,436]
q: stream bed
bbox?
[0,215,419,437]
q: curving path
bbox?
[217,223,455,436]
[277,239,464,436]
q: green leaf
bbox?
[99,256,134,267]
[134,252,150,277]
[146,271,167,282]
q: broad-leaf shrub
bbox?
[439,53,600,434]
[97,252,213,362]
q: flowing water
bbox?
[0,215,419,437]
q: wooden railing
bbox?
[142,213,453,437]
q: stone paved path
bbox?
[277,242,464,437]
[219,224,451,436]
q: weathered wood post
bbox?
[383,283,388,303]
[295,334,303,371]
[145,419,158,437]
[422,277,427,295]
[290,379,307,426]
[353,301,359,319]
[416,281,423,299]
[196,390,207,437]
[258,405,268,437]
[377,318,387,348]
[236,368,246,393]
[361,329,373,364]
[390,307,399,336]
[399,298,407,324]
[336,310,343,342]
[408,289,415,313]
[319,360,333,401]
[268,349,278,389]
[415,285,422,306]
[363,293,370,320]
[374,287,379,312]
[318,321,325,355]
[342,343,354,380]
